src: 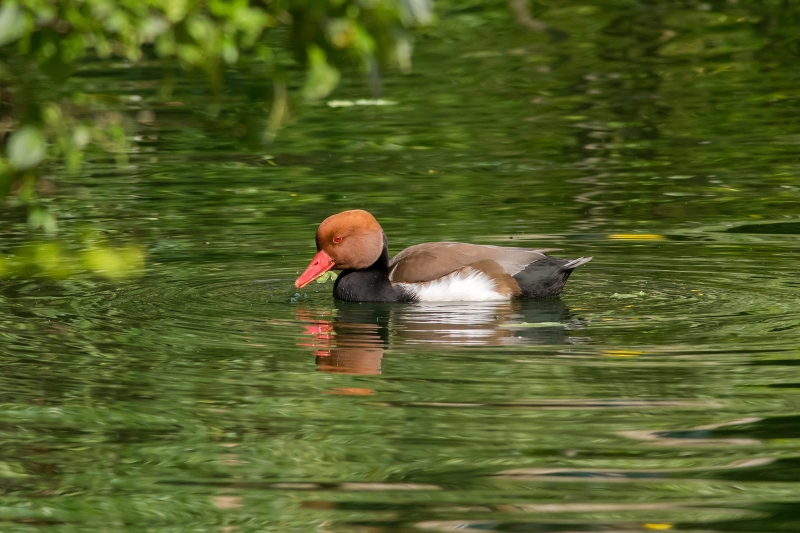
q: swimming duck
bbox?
[295,210,591,302]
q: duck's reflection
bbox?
[297,299,579,374]
[298,305,390,374]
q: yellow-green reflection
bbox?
[1,240,145,280]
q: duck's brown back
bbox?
[387,242,554,284]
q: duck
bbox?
[294,210,591,303]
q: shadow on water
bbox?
[726,222,800,235]
[297,299,581,374]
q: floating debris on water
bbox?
[499,322,564,328]
[611,291,647,299]
[608,234,666,240]
[327,99,398,107]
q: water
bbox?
[2,1,800,531]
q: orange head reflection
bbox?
[296,307,388,374]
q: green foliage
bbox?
[6,124,46,170]
[314,271,339,284]
[1,237,145,279]
[302,45,341,102]
[0,0,430,230]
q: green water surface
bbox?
[2,1,800,531]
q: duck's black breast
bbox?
[333,269,409,302]
[332,233,414,303]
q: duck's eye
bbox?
[333,236,343,244]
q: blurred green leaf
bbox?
[315,271,339,284]
[0,3,26,46]
[302,46,341,102]
[83,244,145,279]
[28,208,58,235]
[7,126,47,170]
[29,242,74,278]
[72,125,91,150]
[0,461,30,479]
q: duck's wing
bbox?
[387,242,555,283]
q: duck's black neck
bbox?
[333,234,407,302]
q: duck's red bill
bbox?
[295,250,335,288]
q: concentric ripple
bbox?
[29,236,796,362]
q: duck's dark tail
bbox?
[512,256,592,299]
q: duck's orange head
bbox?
[295,210,384,289]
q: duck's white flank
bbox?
[395,268,510,302]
